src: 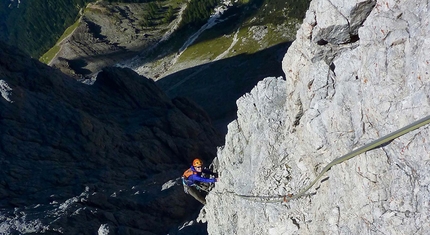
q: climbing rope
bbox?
[234,115,430,203]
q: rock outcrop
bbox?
[205,0,430,234]
[0,41,222,234]
[50,2,178,79]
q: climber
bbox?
[182,158,218,205]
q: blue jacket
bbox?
[183,166,216,186]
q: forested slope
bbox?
[0,0,93,57]
[0,0,226,58]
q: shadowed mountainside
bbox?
[0,41,222,234]
[156,42,291,135]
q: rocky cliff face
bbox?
[205,0,430,234]
[0,41,222,234]
[49,1,180,79]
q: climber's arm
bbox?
[189,174,217,183]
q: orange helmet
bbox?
[192,158,203,167]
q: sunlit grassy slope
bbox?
[169,0,307,69]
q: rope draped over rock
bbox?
[226,115,430,203]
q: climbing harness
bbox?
[235,115,430,203]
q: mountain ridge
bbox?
[0,40,222,233]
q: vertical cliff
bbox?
[204,0,430,234]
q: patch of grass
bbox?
[39,45,61,64]
[39,19,81,64]
[59,20,81,43]
[138,0,309,76]
[176,34,233,63]
[174,0,306,65]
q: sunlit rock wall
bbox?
[204,0,430,234]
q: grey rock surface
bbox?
[0,41,221,234]
[50,2,178,79]
[204,0,430,234]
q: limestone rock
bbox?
[205,0,430,234]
